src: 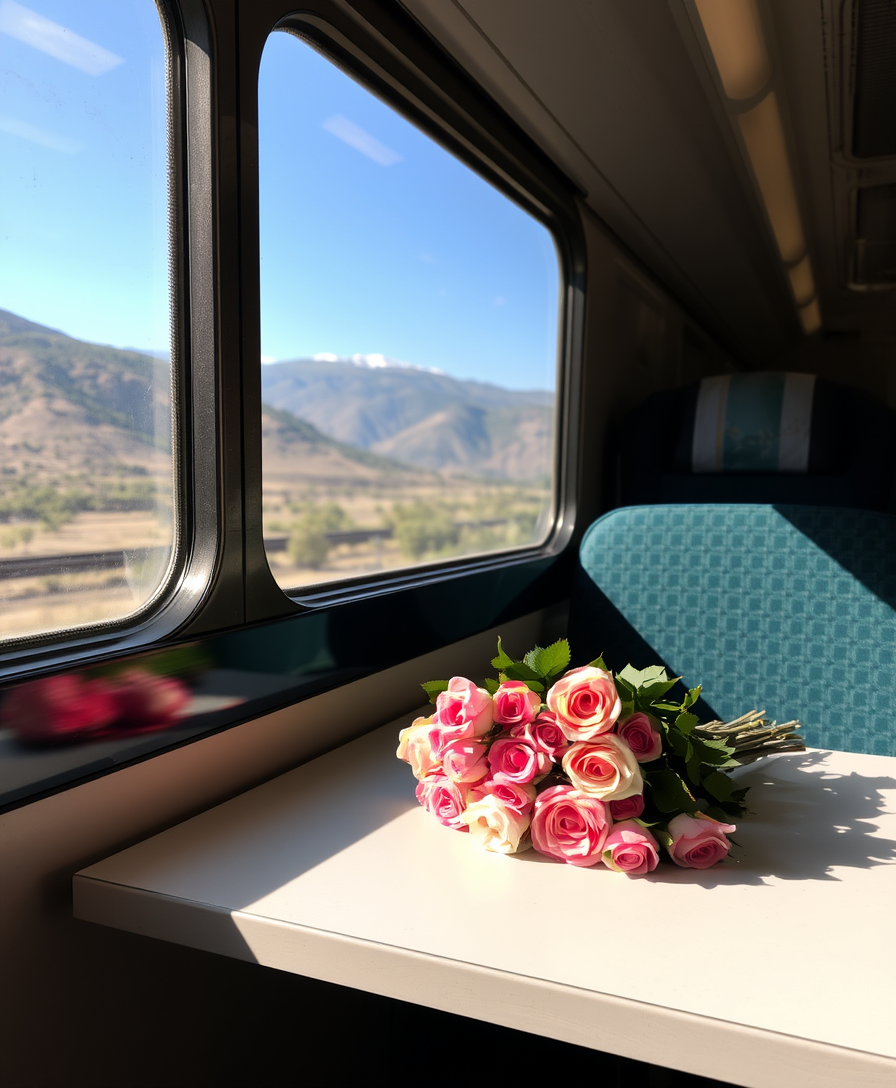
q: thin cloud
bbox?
[0,1,123,76]
[260,355,276,364]
[321,114,402,167]
[0,114,83,153]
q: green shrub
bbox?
[389,502,459,559]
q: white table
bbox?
[74,717,896,1087]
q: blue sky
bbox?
[258,32,560,390]
[0,1,170,355]
[0,6,560,392]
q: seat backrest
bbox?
[619,373,896,512]
[569,504,896,756]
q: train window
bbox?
[0,1,176,645]
[258,29,561,595]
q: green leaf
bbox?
[702,771,738,802]
[529,639,571,678]
[588,654,608,670]
[503,661,543,683]
[652,702,682,713]
[646,769,695,814]
[682,686,702,709]
[714,757,743,771]
[491,637,515,670]
[668,728,691,759]
[523,646,544,672]
[675,711,699,735]
[616,663,654,688]
[483,677,500,695]
[640,678,678,699]
[421,679,449,703]
[614,675,636,699]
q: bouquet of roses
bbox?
[397,638,803,874]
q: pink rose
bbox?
[432,677,493,742]
[530,783,611,866]
[487,734,551,786]
[462,795,531,854]
[468,779,536,816]
[510,712,569,761]
[396,717,442,780]
[415,773,469,831]
[546,665,621,741]
[493,681,541,729]
[617,712,663,763]
[440,737,489,784]
[667,812,736,869]
[111,669,191,733]
[602,820,660,875]
[1,674,118,744]
[562,734,643,801]
[609,793,645,820]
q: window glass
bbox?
[258,30,560,592]
[0,1,175,641]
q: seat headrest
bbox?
[687,372,816,474]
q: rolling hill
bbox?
[0,309,429,493]
[259,356,555,480]
[0,308,171,485]
[0,309,555,486]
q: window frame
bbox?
[0,0,586,813]
[0,0,230,674]
[237,1,586,620]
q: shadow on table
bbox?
[514,750,896,887]
[652,750,895,886]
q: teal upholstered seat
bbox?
[570,505,896,756]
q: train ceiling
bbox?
[401,0,896,367]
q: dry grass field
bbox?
[0,473,551,642]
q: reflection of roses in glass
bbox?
[112,669,191,733]
[0,675,118,744]
[2,668,192,746]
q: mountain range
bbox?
[260,357,554,480]
[0,308,555,485]
[0,308,171,483]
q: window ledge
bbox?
[74,722,896,1087]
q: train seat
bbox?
[618,373,896,511]
[568,503,896,756]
